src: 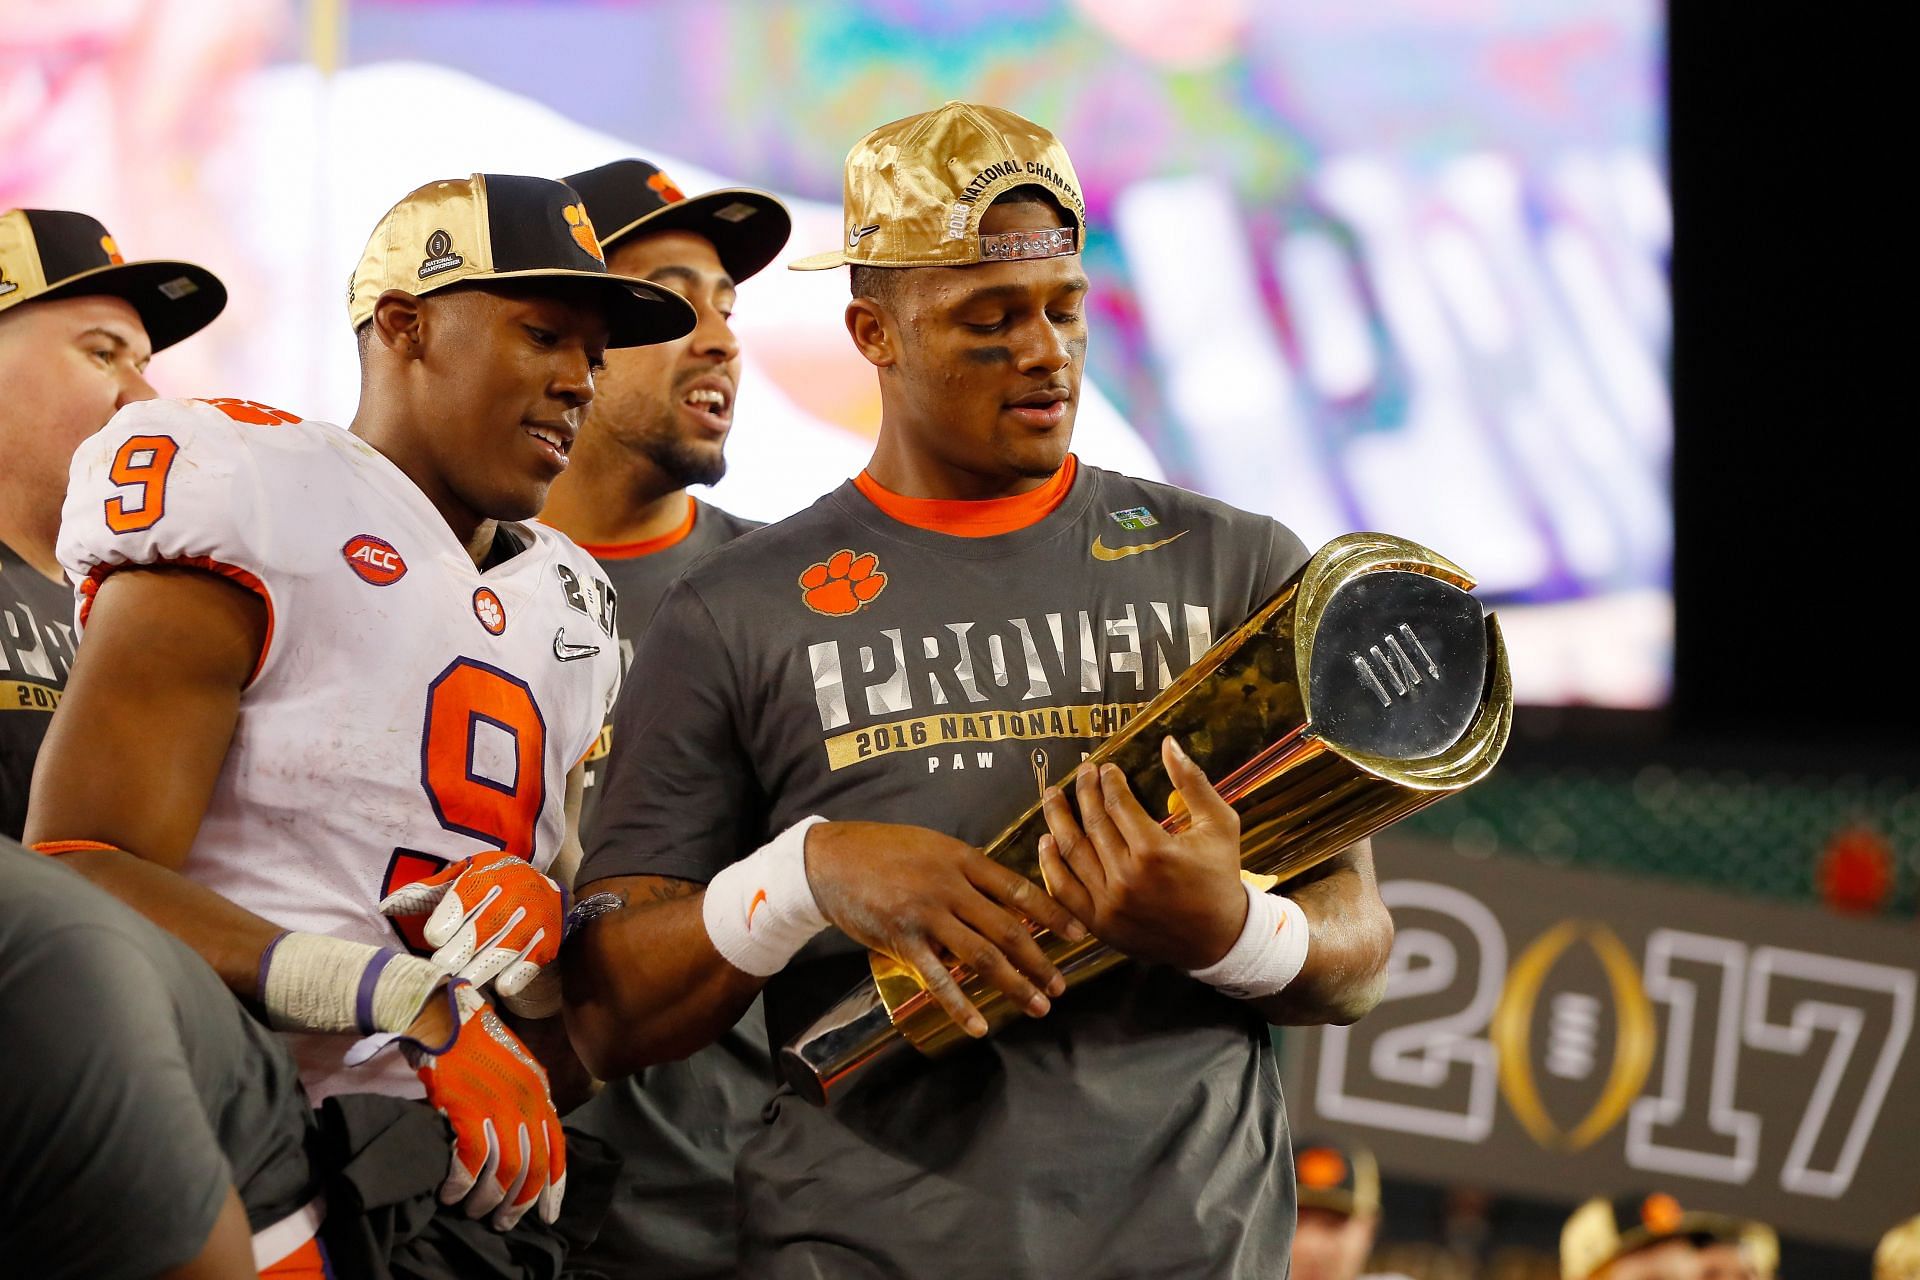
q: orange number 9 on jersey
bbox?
[104,434,180,534]
[422,658,547,857]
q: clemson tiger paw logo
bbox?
[562,204,604,262]
[196,397,302,426]
[647,171,687,204]
[800,549,886,616]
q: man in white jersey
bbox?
[25,173,694,1242]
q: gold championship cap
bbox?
[0,208,225,350]
[1293,1140,1382,1218]
[1879,1215,1920,1280]
[348,173,695,347]
[1561,1193,1748,1280]
[789,100,1086,271]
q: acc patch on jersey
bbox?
[341,534,407,586]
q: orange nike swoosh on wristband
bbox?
[747,888,769,929]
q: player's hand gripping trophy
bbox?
[784,532,1513,1103]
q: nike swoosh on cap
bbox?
[1089,530,1188,561]
[552,628,601,661]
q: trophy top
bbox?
[1293,531,1512,791]
[1305,569,1490,762]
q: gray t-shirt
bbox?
[582,462,1308,1279]
[569,495,772,1280]
[0,841,317,1277]
[0,540,76,841]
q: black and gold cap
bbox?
[347,173,695,348]
[1560,1193,1748,1280]
[789,100,1086,271]
[563,159,791,283]
[1293,1140,1382,1218]
[0,208,225,351]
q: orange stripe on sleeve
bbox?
[78,556,276,686]
[29,840,123,857]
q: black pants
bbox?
[311,1094,622,1280]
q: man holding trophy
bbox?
[565,103,1506,1278]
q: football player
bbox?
[541,158,790,1280]
[0,207,225,840]
[26,173,692,1238]
[563,104,1394,1277]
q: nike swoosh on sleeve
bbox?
[1089,530,1188,561]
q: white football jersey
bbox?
[59,397,622,1099]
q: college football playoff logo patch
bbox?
[799,549,887,616]
[419,229,464,279]
[472,586,507,635]
[342,534,407,586]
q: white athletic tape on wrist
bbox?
[259,931,445,1036]
[1186,881,1310,999]
[702,816,830,977]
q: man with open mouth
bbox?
[540,156,791,1280]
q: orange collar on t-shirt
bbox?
[576,495,697,561]
[854,455,1078,538]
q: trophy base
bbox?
[779,983,910,1106]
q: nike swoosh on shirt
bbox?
[552,628,601,662]
[1089,530,1188,561]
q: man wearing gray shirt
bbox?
[0,840,319,1277]
[563,104,1395,1278]
[544,158,789,1280]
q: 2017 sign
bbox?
[1285,839,1919,1249]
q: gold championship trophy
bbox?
[782,532,1513,1104]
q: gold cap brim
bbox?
[787,249,850,272]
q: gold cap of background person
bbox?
[1880,1215,1920,1280]
[0,208,225,351]
[1560,1193,1749,1280]
[789,101,1086,271]
[347,173,695,348]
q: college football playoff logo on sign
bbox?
[799,549,887,616]
[418,229,464,279]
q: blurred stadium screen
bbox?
[0,0,1671,708]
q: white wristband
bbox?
[702,816,830,977]
[1186,881,1311,999]
[259,931,444,1035]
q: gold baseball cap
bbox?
[347,173,695,348]
[1561,1194,1748,1280]
[788,100,1086,271]
[0,208,225,351]
[1880,1216,1920,1280]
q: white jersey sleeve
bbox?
[59,397,300,681]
